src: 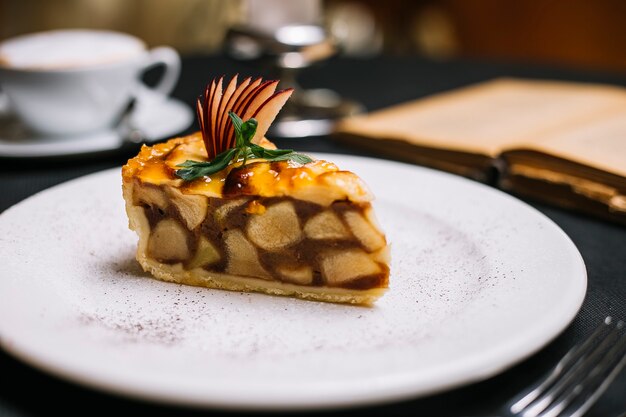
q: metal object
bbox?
[480,317,626,417]
[225,24,364,138]
[116,99,146,145]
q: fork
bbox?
[494,317,626,417]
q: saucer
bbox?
[0,97,194,158]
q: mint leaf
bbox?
[241,119,258,145]
[175,148,237,180]
[228,111,258,148]
[249,143,292,158]
[273,153,314,164]
[248,143,312,164]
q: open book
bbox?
[335,79,626,224]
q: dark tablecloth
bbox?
[1,55,625,417]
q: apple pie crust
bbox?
[122,133,390,305]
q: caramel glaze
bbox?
[122,133,373,204]
[138,184,388,290]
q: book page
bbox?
[337,78,626,158]
[509,107,626,177]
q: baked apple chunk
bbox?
[122,75,390,305]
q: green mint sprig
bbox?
[175,112,313,181]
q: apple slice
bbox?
[233,77,263,111]
[202,81,210,104]
[195,98,205,146]
[205,79,217,158]
[196,85,209,155]
[215,74,238,151]
[227,77,263,137]
[211,76,224,150]
[218,76,251,151]
[231,79,267,117]
[225,77,263,148]
[251,88,294,144]
[233,80,274,118]
[241,80,279,120]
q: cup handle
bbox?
[139,46,181,99]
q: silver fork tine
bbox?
[519,319,622,417]
[509,318,612,415]
[540,321,626,417]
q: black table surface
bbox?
[1,55,625,417]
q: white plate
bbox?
[0,97,193,158]
[0,154,586,410]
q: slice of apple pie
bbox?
[122,75,390,305]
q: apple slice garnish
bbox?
[204,79,217,158]
[251,88,294,144]
[195,96,205,148]
[196,76,294,158]
[217,76,251,151]
[210,76,224,150]
[225,77,263,148]
[215,74,238,151]
[240,80,279,120]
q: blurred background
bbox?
[1,0,625,73]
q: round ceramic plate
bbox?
[0,154,586,410]
[0,96,193,158]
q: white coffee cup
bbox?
[0,29,181,137]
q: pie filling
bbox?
[131,180,389,291]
